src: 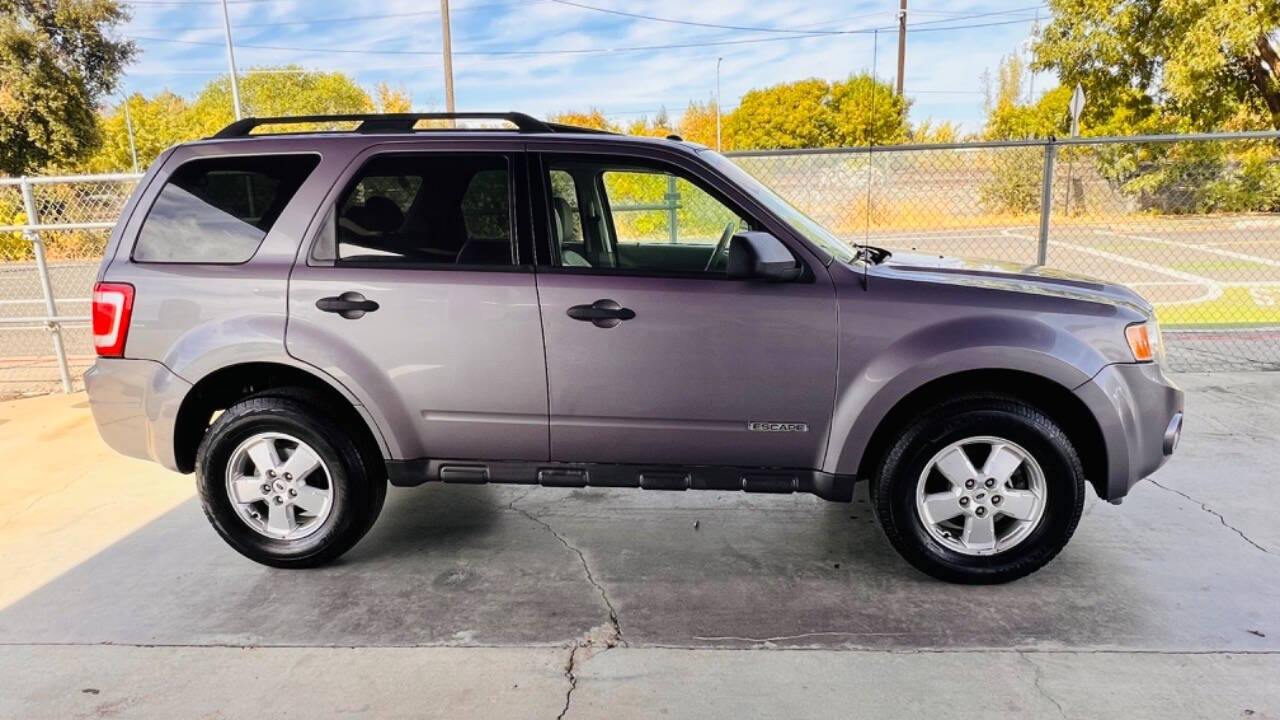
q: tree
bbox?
[910,118,960,144]
[80,68,378,173]
[981,54,1072,140]
[548,108,618,132]
[677,99,719,147]
[725,75,909,150]
[81,91,191,173]
[1033,0,1280,131]
[373,82,412,113]
[0,0,135,175]
[186,66,373,137]
[726,78,831,149]
[625,106,675,138]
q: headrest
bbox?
[552,196,573,241]
[345,195,404,233]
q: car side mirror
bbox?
[726,231,802,281]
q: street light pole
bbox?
[440,0,456,115]
[715,57,722,151]
[219,0,242,120]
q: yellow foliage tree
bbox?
[374,82,412,113]
[548,108,619,132]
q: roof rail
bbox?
[212,112,555,138]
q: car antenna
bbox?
[862,29,879,290]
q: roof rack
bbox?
[212,112,561,139]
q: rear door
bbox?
[286,142,548,462]
[530,147,839,469]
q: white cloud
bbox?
[119,0,1054,131]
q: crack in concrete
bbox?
[507,496,626,646]
[1149,480,1277,557]
[1019,651,1068,719]
[558,643,580,720]
[503,494,624,719]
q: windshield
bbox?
[700,150,859,264]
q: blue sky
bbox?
[117,0,1053,134]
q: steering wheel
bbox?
[704,222,738,272]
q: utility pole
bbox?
[1027,8,1041,102]
[715,57,723,151]
[121,95,139,173]
[219,0,242,120]
[440,0,456,115]
[895,0,907,95]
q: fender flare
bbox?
[824,315,1102,476]
[162,313,401,459]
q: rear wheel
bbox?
[872,395,1085,584]
[196,395,385,568]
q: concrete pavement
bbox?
[1,373,1278,718]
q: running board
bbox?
[386,459,854,502]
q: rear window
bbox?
[133,154,320,263]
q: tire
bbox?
[871,394,1085,584]
[195,393,386,568]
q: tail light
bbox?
[92,282,134,357]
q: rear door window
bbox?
[133,154,319,263]
[325,154,515,267]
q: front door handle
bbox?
[316,291,380,319]
[566,299,635,328]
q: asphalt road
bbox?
[1,373,1278,717]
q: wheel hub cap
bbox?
[225,432,334,541]
[914,435,1047,557]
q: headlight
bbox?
[1125,319,1164,363]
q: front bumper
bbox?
[1073,362,1184,501]
[83,357,191,472]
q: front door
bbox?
[531,151,838,469]
[286,145,548,462]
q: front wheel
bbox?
[195,395,385,568]
[872,395,1086,584]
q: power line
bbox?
[127,15,1041,58]
[546,0,1044,34]
[128,1,539,33]
[545,0,859,35]
[124,0,279,5]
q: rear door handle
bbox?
[566,299,635,328]
[316,291,379,319]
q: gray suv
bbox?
[85,112,1184,583]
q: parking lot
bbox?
[2,372,1278,718]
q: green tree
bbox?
[726,78,831,149]
[725,75,909,150]
[1033,0,1280,131]
[81,68,379,173]
[981,55,1073,140]
[827,74,910,145]
[82,91,191,173]
[186,66,373,137]
[0,0,135,175]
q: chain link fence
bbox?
[0,173,141,397]
[3,131,1279,397]
[730,131,1280,372]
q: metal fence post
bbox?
[665,174,679,244]
[21,178,74,394]
[1036,139,1057,266]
